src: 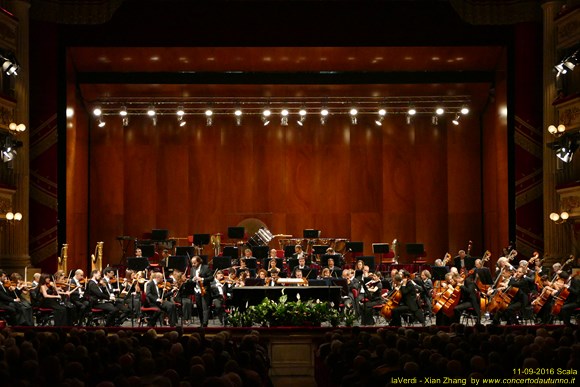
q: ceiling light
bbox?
[320,108,329,125]
[98,118,106,127]
[176,106,185,117]
[297,109,307,126]
[120,106,128,117]
[147,106,156,116]
[262,108,271,126]
[452,114,460,125]
[235,109,243,126]
[205,109,213,126]
[408,106,417,116]
[436,107,445,115]
[281,109,289,126]
[460,105,469,115]
[375,109,386,126]
[349,108,358,125]
[93,106,102,117]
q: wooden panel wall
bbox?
[83,112,485,267]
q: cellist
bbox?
[551,271,579,326]
[453,272,481,324]
[490,267,530,325]
[389,270,425,327]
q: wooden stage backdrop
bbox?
[65,111,486,270]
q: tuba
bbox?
[91,241,104,272]
[57,243,68,274]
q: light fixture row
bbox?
[91,99,471,128]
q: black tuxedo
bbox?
[390,281,425,326]
[86,279,121,326]
[0,283,33,326]
[145,279,177,326]
[190,264,212,326]
[69,278,89,324]
[453,277,481,324]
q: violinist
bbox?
[390,271,425,327]
[144,272,177,327]
[0,269,33,326]
[257,269,268,283]
[120,269,142,322]
[190,255,212,327]
[292,245,306,260]
[293,269,308,286]
[342,269,361,316]
[551,271,579,326]
[266,268,280,286]
[69,269,89,325]
[86,270,123,327]
[419,270,434,318]
[210,270,229,325]
[236,258,255,278]
[361,272,383,325]
[39,273,72,326]
[9,273,31,305]
[171,269,193,324]
[102,267,130,324]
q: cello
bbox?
[551,256,576,315]
[380,288,402,320]
[531,256,572,314]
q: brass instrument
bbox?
[57,243,68,274]
[392,239,399,264]
[91,241,104,272]
[210,233,221,257]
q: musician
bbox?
[390,271,425,327]
[145,272,177,327]
[495,257,514,274]
[552,271,579,326]
[102,267,130,324]
[452,273,481,324]
[454,250,468,273]
[160,249,170,267]
[190,255,213,327]
[135,248,143,258]
[37,274,73,326]
[419,270,434,317]
[0,270,34,326]
[236,258,255,278]
[551,262,562,279]
[532,275,557,324]
[294,257,310,274]
[531,256,548,278]
[293,245,306,260]
[266,268,280,286]
[490,267,527,325]
[326,258,341,278]
[434,259,445,267]
[474,259,493,285]
[86,270,123,326]
[342,269,361,314]
[267,258,280,275]
[69,269,90,325]
[361,272,383,325]
[293,269,308,286]
[385,269,399,291]
[210,270,229,325]
[434,272,455,326]
[269,248,279,259]
[170,269,193,324]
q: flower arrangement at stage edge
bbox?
[227,295,351,327]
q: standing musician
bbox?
[86,270,124,326]
[189,255,212,327]
[0,270,33,326]
[69,269,90,325]
[210,270,229,325]
[145,272,177,327]
[419,270,434,318]
[551,271,579,326]
[390,270,425,327]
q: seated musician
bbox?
[119,269,141,322]
[102,267,130,324]
[267,258,280,275]
[170,269,193,324]
[236,258,255,278]
[135,248,143,258]
[454,250,468,274]
[474,259,493,285]
[319,267,332,279]
[390,271,425,327]
[452,273,481,324]
[292,269,308,286]
[0,270,34,326]
[86,270,125,326]
[38,273,73,326]
[293,245,306,260]
[145,272,177,327]
[551,271,579,326]
[496,257,514,275]
[433,259,445,267]
[69,269,90,324]
[210,270,229,325]
[531,254,548,278]
[532,275,557,324]
[160,249,170,267]
[269,248,279,260]
[385,269,399,291]
[326,258,341,278]
[360,272,383,325]
[342,269,362,315]
[295,257,310,274]
[235,270,249,287]
[490,267,528,325]
[266,268,280,286]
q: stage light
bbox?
[297,109,307,126]
[176,106,185,117]
[262,108,271,126]
[408,106,417,116]
[147,106,156,116]
[120,106,128,117]
[93,106,102,116]
[460,105,469,115]
[550,211,569,224]
[205,109,213,126]
[281,109,289,126]
[452,114,460,125]
[98,118,106,127]
[435,107,444,115]
[14,212,22,221]
[320,108,329,125]
[5,212,13,220]
[235,109,243,126]
[349,108,358,125]
[0,50,19,76]
[548,124,566,137]
[375,109,386,126]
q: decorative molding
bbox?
[0,97,16,130]
[449,0,541,25]
[30,0,124,25]
[556,7,580,50]
[557,184,580,218]
[0,7,17,51]
[557,95,580,131]
[0,186,14,218]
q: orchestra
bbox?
[1,239,579,329]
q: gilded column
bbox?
[543,1,568,259]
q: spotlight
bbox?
[98,118,106,127]
[435,107,445,115]
[432,115,438,125]
[408,106,417,116]
[406,115,412,125]
[297,109,307,126]
[460,105,469,115]
[452,114,460,125]
[120,106,128,117]
[262,108,271,126]
[0,50,19,76]
[349,108,358,125]
[122,116,129,127]
[375,109,386,126]
[147,106,156,116]
[205,109,213,126]
[281,109,289,126]
[235,109,243,126]
[320,108,329,125]
[176,106,185,117]
[556,136,579,163]
[93,106,102,117]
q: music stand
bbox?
[431,266,449,281]
[127,257,149,272]
[193,234,210,246]
[223,246,239,260]
[312,245,329,255]
[475,267,493,285]
[406,243,424,259]
[152,229,169,241]
[252,246,269,260]
[244,258,258,269]
[213,257,231,271]
[303,229,321,238]
[245,278,264,286]
[287,258,300,273]
[346,241,364,253]
[372,243,390,263]
[167,256,188,272]
[228,226,245,239]
[321,254,341,267]
[308,279,327,287]
[304,268,318,279]
[138,245,155,258]
[176,246,195,258]
[284,245,296,258]
[358,255,375,270]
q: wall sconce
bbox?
[549,211,569,224]
[548,124,566,137]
